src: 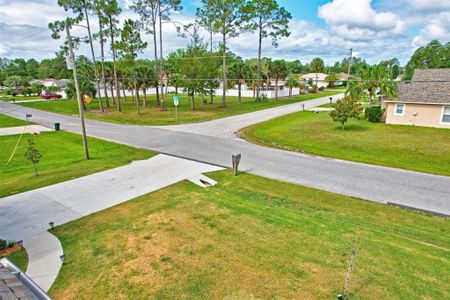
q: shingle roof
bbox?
[396,69,450,104]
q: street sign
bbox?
[173,95,180,106]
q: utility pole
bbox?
[347,48,353,76]
[66,21,90,160]
[346,48,353,91]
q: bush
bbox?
[0,239,7,250]
[318,86,325,91]
[365,106,384,122]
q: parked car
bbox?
[41,93,62,99]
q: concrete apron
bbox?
[23,231,63,292]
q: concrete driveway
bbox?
[0,154,223,240]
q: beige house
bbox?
[382,69,450,128]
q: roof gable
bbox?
[397,68,450,104]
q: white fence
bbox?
[98,86,301,99]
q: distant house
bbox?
[38,78,70,90]
[382,69,450,128]
[300,73,328,88]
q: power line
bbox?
[2,29,50,47]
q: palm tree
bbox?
[284,74,299,97]
[134,64,155,108]
[346,64,397,106]
[269,60,288,100]
[229,61,251,104]
[325,73,339,88]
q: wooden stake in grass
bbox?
[24,138,42,177]
[343,231,360,299]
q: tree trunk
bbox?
[238,83,241,104]
[98,16,109,108]
[109,15,121,112]
[158,4,165,100]
[222,32,227,107]
[151,10,161,109]
[275,78,279,100]
[83,4,103,112]
[33,163,38,177]
[256,17,262,101]
[341,122,345,130]
[135,85,140,115]
[190,92,195,110]
[109,82,115,106]
[289,87,292,97]
[122,84,127,101]
[143,88,147,107]
[175,85,178,95]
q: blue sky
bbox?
[0,0,449,65]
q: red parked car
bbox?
[41,93,62,99]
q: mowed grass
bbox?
[0,114,28,127]
[19,91,341,125]
[240,111,450,176]
[0,130,155,197]
[0,95,42,101]
[0,248,28,271]
[50,171,449,299]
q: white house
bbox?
[300,73,328,88]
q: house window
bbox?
[394,103,405,115]
[442,106,450,123]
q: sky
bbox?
[0,0,449,65]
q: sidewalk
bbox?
[0,154,223,240]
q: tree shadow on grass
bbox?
[332,124,370,132]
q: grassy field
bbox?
[240,111,450,176]
[18,91,341,125]
[0,246,28,271]
[0,95,42,101]
[0,130,155,198]
[0,114,28,127]
[50,170,449,299]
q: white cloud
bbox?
[318,0,405,40]
[410,0,450,11]
[412,12,450,46]
[0,0,69,28]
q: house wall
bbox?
[385,102,450,128]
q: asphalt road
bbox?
[1,100,449,216]
[153,93,344,138]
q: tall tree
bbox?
[54,0,104,112]
[268,60,288,100]
[157,0,182,100]
[132,0,162,109]
[403,40,450,80]
[48,0,103,111]
[197,0,248,107]
[244,0,291,101]
[105,0,122,111]
[93,0,110,107]
[115,19,148,115]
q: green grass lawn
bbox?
[0,248,28,271]
[0,95,42,101]
[18,91,341,125]
[0,114,28,127]
[50,170,449,299]
[240,111,450,176]
[0,130,155,198]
